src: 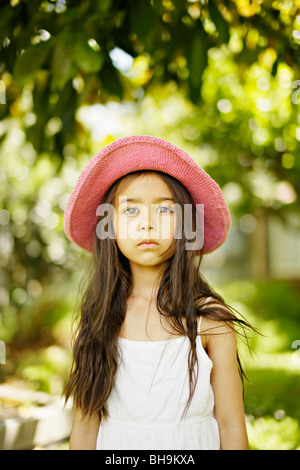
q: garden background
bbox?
[0,0,300,450]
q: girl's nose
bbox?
[138,207,156,232]
[140,224,154,231]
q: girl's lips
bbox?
[138,242,158,248]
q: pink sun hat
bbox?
[64,135,231,254]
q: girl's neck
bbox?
[129,262,166,302]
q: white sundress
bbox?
[96,299,220,450]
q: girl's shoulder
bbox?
[197,297,236,349]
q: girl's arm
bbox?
[206,318,249,450]
[69,408,100,450]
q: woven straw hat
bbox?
[64,135,231,254]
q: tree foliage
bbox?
[1,0,300,154]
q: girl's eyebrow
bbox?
[118,197,175,206]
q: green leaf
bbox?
[72,33,104,73]
[13,39,53,83]
[186,23,208,104]
[208,0,230,44]
[51,34,76,89]
[100,62,124,99]
[187,23,208,88]
[130,0,156,50]
[0,4,15,33]
[271,57,279,77]
[97,0,112,12]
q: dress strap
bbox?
[197,296,212,334]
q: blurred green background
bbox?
[0,0,300,450]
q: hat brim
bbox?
[64,135,231,254]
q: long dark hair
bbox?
[64,170,255,420]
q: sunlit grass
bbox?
[217,279,300,450]
[246,415,300,450]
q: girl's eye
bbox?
[157,206,173,214]
[123,206,173,216]
[124,207,138,216]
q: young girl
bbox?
[63,135,252,450]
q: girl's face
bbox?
[113,173,177,268]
